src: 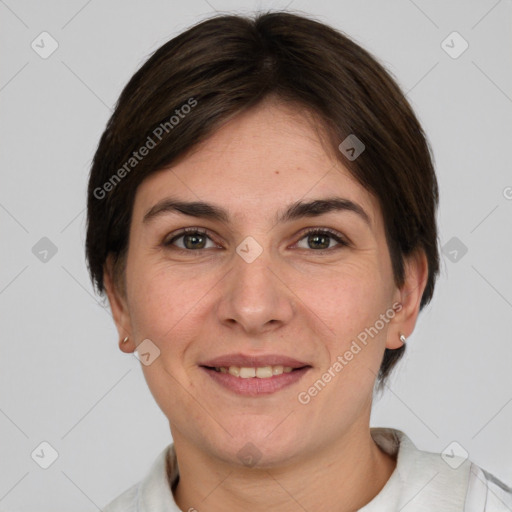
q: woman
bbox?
[86,11,512,511]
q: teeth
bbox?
[239,367,256,378]
[215,365,295,378]
[272,365,284,375]
[256,366,272,378]
[228,366,240,377]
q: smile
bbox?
[213,365,294,378]
[201,365,311,396]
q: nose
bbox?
[216,247,295,336]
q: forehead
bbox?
[133,100,380,230]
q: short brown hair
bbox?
[86,11,440,390]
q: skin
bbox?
[104,97,428,512]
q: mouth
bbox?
[206,364,298,378]
[199,354,311,395]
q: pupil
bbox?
[185,234,205,249]
[310,234,329,249]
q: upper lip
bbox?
[200,353,310,368]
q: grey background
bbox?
[1,0,511,510]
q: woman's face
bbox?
[107,99,424,467]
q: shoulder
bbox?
[397,431,512,511]
[465,463,512,511]
[102,483,138,512]
[369,428,512,511]
[101,443,178,512]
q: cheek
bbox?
[126,263,192,340]
[301,264,389,336]
[302,266,393,391]
[127,270,207,408]
[126,261,223,359]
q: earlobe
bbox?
[118,335,134,353]
[386,249,429,350]
[103,255,134,352]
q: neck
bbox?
[171,424,397,512]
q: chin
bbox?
[206,421,308,468]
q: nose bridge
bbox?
[217,240,294,332]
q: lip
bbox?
[202,366,311,396]
[200,353,309,368]
[199,353,312,396]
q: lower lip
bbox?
[201,367,310,396]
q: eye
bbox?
[295,228,349,251]
[163,227,349,252]
[164,228,219,250]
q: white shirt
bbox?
[103,427,512,511]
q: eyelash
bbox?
[163,227,349,253]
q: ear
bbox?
[386,248,429,349]
[103,254,135,354]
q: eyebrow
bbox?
[142,196,371,228]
